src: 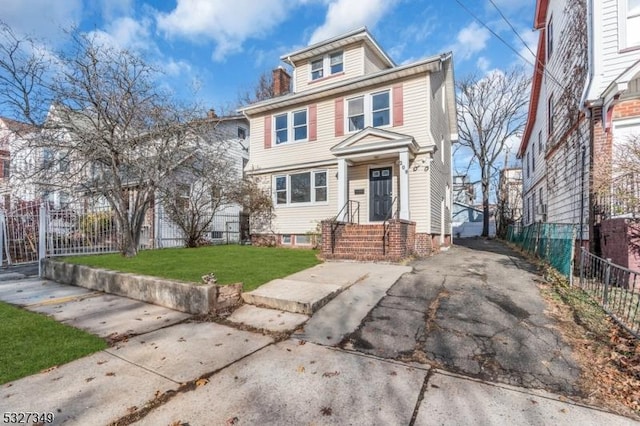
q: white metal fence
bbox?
[0,202,250,270]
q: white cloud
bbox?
[156,0,298,61]
[447,22,491,61]
[476,56,491,72]
[516,26,538,67]
[98,16,153,52]
[1,0,82,43]
[308,0,397,45]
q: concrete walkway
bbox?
[0,257,638,425]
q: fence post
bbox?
[579,247,585,288]
[38,204,47,278]
[569,226,576,287]
[603,258,612,306]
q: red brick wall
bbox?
[415,233,432,256]
[612,99,640,120]
[600,218,640,271]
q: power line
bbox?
[488,0,537,60]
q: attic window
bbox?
[310,51,344,81]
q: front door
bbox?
[369,167,392,221]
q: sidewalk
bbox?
[0,260,638,425]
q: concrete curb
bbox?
[42,259,242,314]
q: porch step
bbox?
[241,279,342,315]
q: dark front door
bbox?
[369,167,392,221]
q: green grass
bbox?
[0,301,107,384]
[63,245,322,291]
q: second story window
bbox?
[274,109,308,145]
[347,97,365,131]
[372,91,390,127]
[548,96,554,136]
[547,17,553,59]
[238,127,247,139]
[345,90,392,132]
[620,0,640,49]
[310,51,344,81]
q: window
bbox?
[281,234,292,244]
[620,0,640,49]
[526,152,530,178]
[330,52,343,74]
[309,51,343,81]
[293,110,307,140]
[238,127,247,139]
[538,130,543,154]
[548,96,554,136]
[2,159,9,178]
[43,149,54,169]
[176,184,190,211]
[311,59,324,80]
[59,152,70,172]
[274,171,328,205]
[345,90,391,132]
[295,235,312,245]
[347,97,365,131]
[532,142,536,172]
[372,91,390,127]
[274,109,307,144]
[547,17,553,59]
[275,114,288,144]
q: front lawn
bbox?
[63,245,321,291]
[0,301,107,384]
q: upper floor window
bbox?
[547,17,554,59]
[346,90,391,132]
[274,109,308,145]
[620,0,640,49]
[547,96,554,136]
[538,130,543,154]
[310,51,344,81]
[238,127,247,139]
[532,142,536,172]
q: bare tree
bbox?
[237,71,275,106]
[158,126,241,248]
[456,68,530,237]
[0,25,215,256]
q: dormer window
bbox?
[310,51,344,81]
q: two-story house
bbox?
[239,28,457,260]
[518,0,640,267]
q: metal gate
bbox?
[0,202,42,266]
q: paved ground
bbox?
[343,238,581,394]
[0,243,638,425]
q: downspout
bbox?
[579,0,594,110]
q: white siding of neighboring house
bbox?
[591,0,640,97]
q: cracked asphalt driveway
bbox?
[342,238,582,395]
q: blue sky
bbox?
[2,0,536,181]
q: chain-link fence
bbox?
[579,248,640,338]
[506,223,576,278]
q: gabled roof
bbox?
[281,27,395,68]
[330,127,420,157]
[518,30,546,158]
[0,116,38,135]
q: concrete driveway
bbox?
[342,237,582,395]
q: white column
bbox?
[337,158,348,221]
[399,150,410,220]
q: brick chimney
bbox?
[272,66,291,97]
[207,108,217,119]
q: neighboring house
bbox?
[0,117,39,208]
[452,202,496,238]
[452,174,475,205]
[518,0,640,267]
[0,110,250,249]
[496,167,523,235]
[239,27,457,260]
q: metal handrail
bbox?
[382,197,398,255]
[331,200,360,254]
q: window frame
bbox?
[309,50,344,82]
[273,108,308,145]
[547,96,554,136]
[619,0,640,50]
[547,16,554,60]
[273,170,328,206]
[344,89,392,133]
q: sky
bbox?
[1,0,537,181]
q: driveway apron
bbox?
[342,238,582,395]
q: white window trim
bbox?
[619,0,640,50]
[309,50,344,82]
[273,108,309,145]
[273,170,329,207]
[345,89,393,134]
